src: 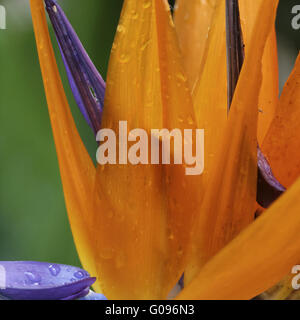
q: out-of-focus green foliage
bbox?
[0,0,298,268]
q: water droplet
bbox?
[143,1,151,9]
[131,11,139,20]
[187,115,194,125]
[168,233,174,240]
[119,53,130,63]
[176,72,187,83]
[141,40,151,51]
[24,271,42,286]
[48,264,61,277]
[117,24,125,33]
[74,271,85,279]
[177,248,184,257]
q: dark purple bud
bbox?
[225,0,286,208]
[44,0,105,134]
[0,261,96,300]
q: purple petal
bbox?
[62,287,90,300]
[58,41,93,129]
[44,0,105,134]
[78,290,108,300]
[0,261,96,300]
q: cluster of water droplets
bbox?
[3,262,90,288]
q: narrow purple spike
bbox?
[58,41,93,129]
[0,261,96,300]
[44,0,105,134]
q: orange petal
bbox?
[184,0,227,283]
[177,174,300,300]
[30,0,100,290]
[191,0,227,189]
[257,29,279,143]
[262,53,300,188]
[239,1,279,144]
[174,0,217,89]
[93,0,201,299]
[185,0,278,284]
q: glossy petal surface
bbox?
[93,0,200,299]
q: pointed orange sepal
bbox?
[239,1,279,144]
[92,0,202,299]
[30,0,100,290]
[174,0,217,89]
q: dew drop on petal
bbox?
[74,271,85,279]
[143,1,151,9]
[24,271,42,286]
[48,264,61,277]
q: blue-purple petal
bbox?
[78,290,108,300]
[44,0,105,134]
[58,41,93,129]
[0,261,96,300]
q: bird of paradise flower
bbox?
[25,0,300,300]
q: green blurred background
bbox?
[0,0,299,268]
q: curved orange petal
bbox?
[177,174,300,300]
[174,0,217,89]
[30,0,100,290]
[239,1,279,144]
[185,0,278,284]
[93,0,200,299]
[262,53,300,188]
